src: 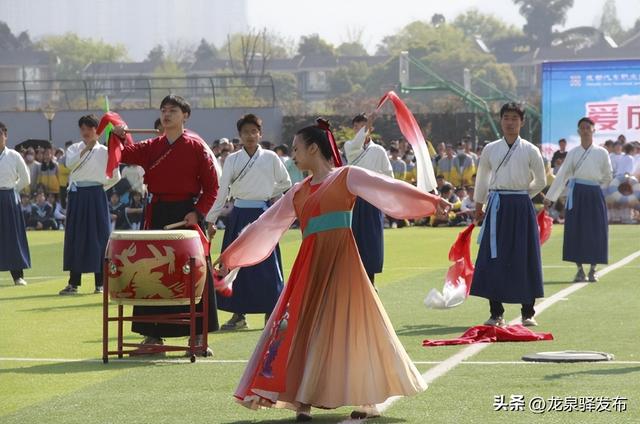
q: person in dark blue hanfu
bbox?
[59,115,120,295]
[343,114,394,285]
[206,114,291,330]
[544,117,613,283]
[0,121,31,286]
[471,103,547,327]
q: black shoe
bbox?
[59,284,78,295]
[573,269,586,282]
[588,270,599,282]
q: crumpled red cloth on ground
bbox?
[422,324,553,347]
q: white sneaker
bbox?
[13,278,27,286]
[484,316,506,327]
[391,222,398,229]
[522,317,538,327]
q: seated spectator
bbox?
[389,147,407,180]
[125,190,145,230]
[430,184,461,227]
[29,193,58,230]
[109,192,129,230]
[47,193,66,229]
[20,193,33,225]
[36,147,60,194]
[452,187,474,225]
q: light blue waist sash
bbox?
[566,178,599,210]
[303,211,352,239]
[477,190,529,259]
[234,199,268,209]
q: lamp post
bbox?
[43,108,56,142]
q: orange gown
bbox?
[220,166,440,411]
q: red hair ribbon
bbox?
[315,118,342,167]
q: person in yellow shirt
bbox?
[36,147,59,194]
[56,145,71,207]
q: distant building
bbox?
[0,50,53,110]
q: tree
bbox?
[336,41,368,56]
[431,13,446,28]
[453,9,523,45]
[513,0,574,48]
[297,34,335,56]
[223,29,291,77]
[598,0,623,40]
[37,33,128,78]
[194,38,219,62]
[0,21,32,50]
[146,44,165,63]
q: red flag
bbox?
[97,112,132,178]
[537,209,553,245]
[424,223,475,309]
[447,223,475,295]
[375,91,437,193]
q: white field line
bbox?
[376,249,640,414]
[2,357,639,366]
[6,264,638,283]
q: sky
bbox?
[247,0,640,53]
[1,0,639,59]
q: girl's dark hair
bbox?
[296,118,333,161]
[78,114,99,128]
[236,113,262,132]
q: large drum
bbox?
[106,230,207,306]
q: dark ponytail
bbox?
[296,118,334,161]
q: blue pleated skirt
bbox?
[63,185,110,273]
[563,183,608,265]
[470,193,544,304]
[216,206,284,313]
[0,189,31,271]
[351,197,384,276]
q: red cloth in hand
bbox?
[97,112,133,178]
[447,223,475,295]
[422,324,553,347]
[537,209,553,245]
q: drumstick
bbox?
[125,129,160,134]
[163,220,188,230]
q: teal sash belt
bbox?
[303,211,352,239]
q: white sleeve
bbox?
[343,127,367,163]
[473,147,492,204]
[545,153,571,202]
[15,153,31,192]
[528,146,547,197]
[65,143,84,170]
[206,156,234,223]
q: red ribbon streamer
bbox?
[97,112,133,178]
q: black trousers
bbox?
[131,200,219,338]
[69,271,103,288]
[10,270,23,280]
[490,300,535,319]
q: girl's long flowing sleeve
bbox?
[220,183,299,269]
[346,166,440,219]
